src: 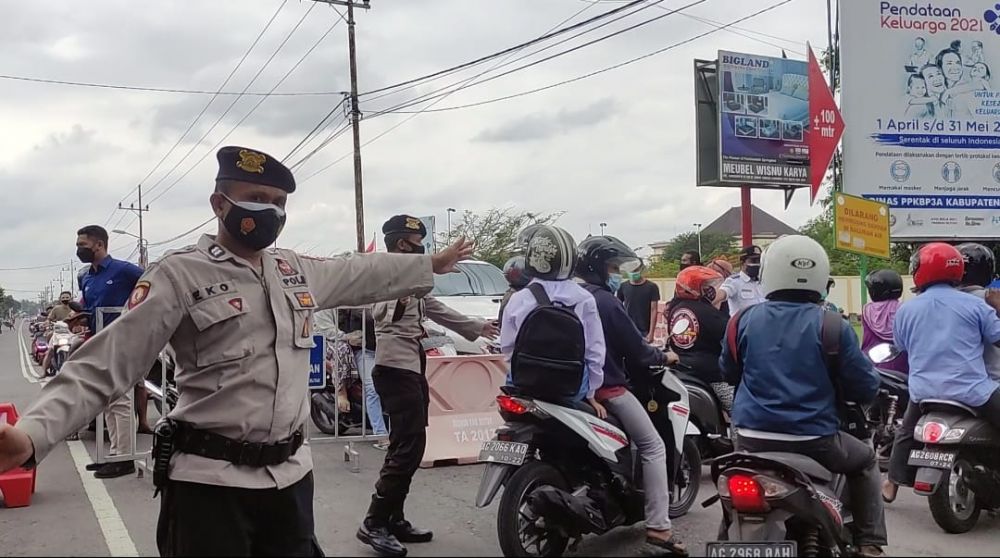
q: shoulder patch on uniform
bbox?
[129,281,151,309]
[191,281,236,304]
[208,244,226,258]
[228,298,244,312]
[294,292,315,308]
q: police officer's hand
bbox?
[481,321,499,340]
[0,424,34,474]
[431,236,475,274]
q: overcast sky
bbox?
[0,0,832,300]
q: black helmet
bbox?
[865,269,904,302]
[575,235,639,286]
[524,225,577,281]
[957,242,996,287]
[502,256,530,289]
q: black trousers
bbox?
[889,387,1000,486]
[156,472,323,557]
[371,354,429,516]
[736,433,888,547]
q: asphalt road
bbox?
[1,319,998,556]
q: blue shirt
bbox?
[720,301,878,437]
[78,255,144,330]
[894,284,1000,407]
[989,279,1000,289]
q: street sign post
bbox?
[834,193,890,259]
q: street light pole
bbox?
[693,223,703,258]
[599,222,607,235]
[447,208,456,239]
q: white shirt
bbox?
[500,278,606,399]
[720,272,766,316]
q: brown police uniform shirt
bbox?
[372,296,485,374]
[47,304,73,323]
[18,234,434,489]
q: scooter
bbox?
[676,367,733,461]
[31,333,49,365]
[47,322,76,377]
[866,343,908,472]
[476,365,700,557]
[907,399,1000,533]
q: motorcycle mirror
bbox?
[867,343,900,364]
[671,318,690,336]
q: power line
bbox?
[289,0,609,171]
[143,2,321,201]
[288,120,352,170]
[122,0,290,210]
[298,0,795,183]
[378,0,796,115]
[148,217,216,247]
[282,98,348,163]
[0,75,342,96]
[0,263,66,272]
[365,0,706,118]
[357,0,653,99]
[146,4,342,206]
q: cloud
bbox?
[0,0,829,298]
[473,97,618,142]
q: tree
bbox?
[436,208,564,269]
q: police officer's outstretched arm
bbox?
[0,263,185,472]
[837,321,880,404]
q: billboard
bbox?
[841,2,1000,239]
[718,50,811,186]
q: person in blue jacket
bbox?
[720,235,887,557]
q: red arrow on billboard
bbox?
[807,44,845,205]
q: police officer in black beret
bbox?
[2,147,478,557]
[357,215,498,557]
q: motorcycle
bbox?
[475,365,700,557]
[866,343,908,472]
[677,367,733,461]
[708,449,859,557]
[46,322,76,377]
[907,399,1000,533]
[32,333,49,365]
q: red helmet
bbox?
[675,266,723,301]
[910,242,964,291]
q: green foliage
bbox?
[436,208,564,269]
[654,231,736,265]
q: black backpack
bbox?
[510,283,587,402]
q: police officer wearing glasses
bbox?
[0,146,476,557]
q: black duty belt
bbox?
[172,422,304,468]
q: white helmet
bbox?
[759,235,830,298]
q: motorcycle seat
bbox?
[571,401,626,432]
[920,399,979,417]
[747,452,834,483]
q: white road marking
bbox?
[67,440,140,557]
[16,322,42,384]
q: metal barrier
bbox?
[307,307,386,473]
[91,307,157,477]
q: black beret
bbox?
[740,245,763,261]
[215,146,295,193]
[382,215,426,237]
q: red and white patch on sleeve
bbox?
[128,281,152,309]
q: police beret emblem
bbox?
[236,149,266,174]
[405,217,421,230]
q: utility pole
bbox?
[119,184,151,268]
[311,0,371,252]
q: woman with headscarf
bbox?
[861,269,908,375]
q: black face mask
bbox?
[77,247,96,263]
[402,240,426,255]
[680,263,692,271]
[745,264,761,281]
[221,195,286,251]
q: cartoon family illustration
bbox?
[903,37,992,120]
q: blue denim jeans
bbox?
[355,349,388,436]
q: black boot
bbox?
[357,495,407,557]
[389,503,433,543]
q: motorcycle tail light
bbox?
[755,475,794,498]
[725,474,770,513]
[914,481,934,493]
[496,395,531,415]
[921,422,947,443]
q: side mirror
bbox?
[867,343,900,364]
